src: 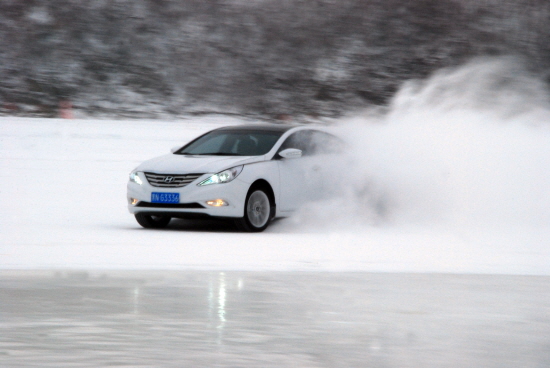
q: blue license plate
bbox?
[151,192,180,204]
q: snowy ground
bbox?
[1,115,549,274]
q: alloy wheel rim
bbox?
[247,191,270,228]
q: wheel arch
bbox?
[234,179,276,232]
[248,179,276,207]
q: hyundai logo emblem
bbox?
[164,176,175,183]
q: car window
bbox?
[279,130,344,156]
[177,130,282,156]
[279,131,314,156]
[181,134,226,154]
[310,131,345,154]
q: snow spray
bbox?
[290,57,550,238]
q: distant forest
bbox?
[1,0,549,120]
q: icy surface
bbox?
[1,271,549,368]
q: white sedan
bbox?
[127,124,344,232]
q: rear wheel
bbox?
[135,213,172,229]
[235,189,273,232]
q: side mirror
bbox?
[278,148,302,159]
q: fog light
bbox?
[130,198,139,205]
[206,199,228,207]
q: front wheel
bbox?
[135,213,171,229]
[234,189,273,232]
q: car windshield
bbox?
[176,130,284,156]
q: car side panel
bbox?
[276,156,324,213]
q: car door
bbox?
[276,130,324,213]
[307,130,347,199]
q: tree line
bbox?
[1,0,549,120]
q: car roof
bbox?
[214,124,299,133]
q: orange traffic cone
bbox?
[59,100,74,119]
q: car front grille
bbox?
[144,172,203,188]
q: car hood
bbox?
[135,153,266,174]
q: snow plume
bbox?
[285,57,550,236]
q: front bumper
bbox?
[127,172,249,218]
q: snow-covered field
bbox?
[1,118,548,274]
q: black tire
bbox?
[234,188,274,232]
[135,213,172,229]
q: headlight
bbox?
[198,165,243,186]
[129,171,143,185]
